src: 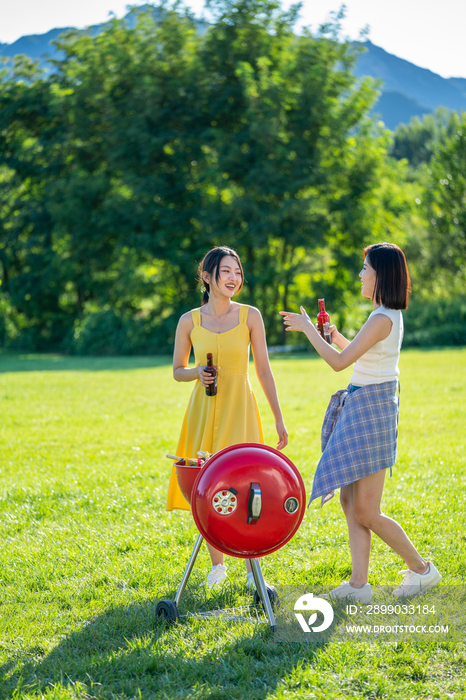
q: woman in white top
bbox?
[280,243,441,602]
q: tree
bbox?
[421,112,466,292]
[172,0,383,341]
[391,109,459,168]
[0,1,407,352]
[1,8,205,350]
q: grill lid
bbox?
[191,443,305,558]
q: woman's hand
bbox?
[279,306,314,334]
[196,365,216,388]
[275,418,288,450]
[328,324,352,350]
[329,324,338,343]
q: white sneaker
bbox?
[206,564,227,588]
[324,581,372,604]
[393,562,441,598]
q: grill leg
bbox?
[249,558,276,632]
[174,533,204,606]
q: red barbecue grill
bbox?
[156,443,306,631]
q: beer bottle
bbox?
[317,299,332,344]
[205,353,217,396]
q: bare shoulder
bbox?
[246,307,266,339]
[246,306,263,324]
[369,312,393,328]
[177,310,195,333]
[229,301,242,314]
[363,311,392,341]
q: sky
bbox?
[0,0,465,79]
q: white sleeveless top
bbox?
[350,306,403,386]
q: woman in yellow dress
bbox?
[167,246,288,587]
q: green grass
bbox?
[0,348,465,699]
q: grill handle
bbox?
[248,482,262,524]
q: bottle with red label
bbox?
[317,299,332,344]
[205,353,217,396]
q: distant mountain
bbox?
[1,15,465,131]
[373,91,433,131]
[354,41,466,129]
[0,27,74,61]
[447,77,466,97]
[0,6,174,67]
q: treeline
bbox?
[389,110,466,345]
[0,0,465,354]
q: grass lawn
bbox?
[0,348,465,699]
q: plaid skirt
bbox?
[309,380,400,507]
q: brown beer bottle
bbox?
[205,353,217,396]
[317,299,332,344]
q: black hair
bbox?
[197,246,244,305]
[363,242,411,310]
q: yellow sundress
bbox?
[166,304,265,511]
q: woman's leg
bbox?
[206,538,257,578]
[206,542,224,566]
[352,470,427,574]
[207,542,254,574]
[340,483,372,587]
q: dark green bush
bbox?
[64,309,164,356]
[404,297,466,347]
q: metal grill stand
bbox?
[156,534,277,631]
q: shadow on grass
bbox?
[401,344,466,352]
[0,350,319,374]
[0,346,461,375]
[0,352,172,373]
[267,350,317,361]
[1,596,327,699]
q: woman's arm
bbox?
[173,313,214,387]
[280,307,392,372]
[329,325,351,350]
[249,307,288,450]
